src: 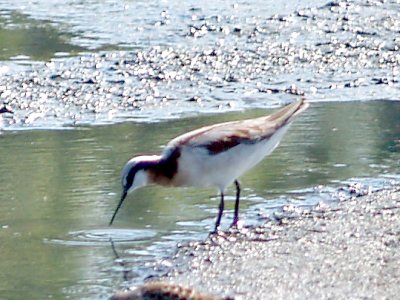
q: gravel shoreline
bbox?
[157,187,400,300]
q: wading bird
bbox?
[110,99,309,232]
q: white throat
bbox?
[127,169,149,193]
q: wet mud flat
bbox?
[159,187,400,299]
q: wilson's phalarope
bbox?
[110,99,309,232]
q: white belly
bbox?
[175,124,290,191]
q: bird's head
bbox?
[109,155,160,225]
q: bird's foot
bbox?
[208,228,228,244]
[230,217,238,228]
[230,217,243,229]
[208,227,226,236]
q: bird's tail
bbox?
[266,98,309,126]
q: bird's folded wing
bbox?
[164,118,279,156]
[165,99,308,155]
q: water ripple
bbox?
[45,228,157,246]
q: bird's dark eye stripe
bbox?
[125,168,136,190]
[124,161,152,190]
[124,165,140,190]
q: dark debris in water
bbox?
[0,0,399,129]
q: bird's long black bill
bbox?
[109,190,127,226]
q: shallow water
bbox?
[0,0,324,53]
[0,101,399,299]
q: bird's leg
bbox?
[213,192,225,233]
[231,180,241,227]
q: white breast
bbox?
[174,124,291,191]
